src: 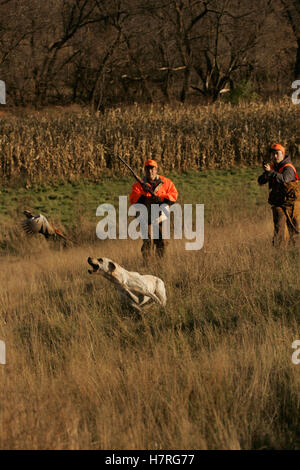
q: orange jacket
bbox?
[129,175,178,205]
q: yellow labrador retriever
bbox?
[88,257,166,312]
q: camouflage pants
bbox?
[141,223,168,260]
[271,201,300,247]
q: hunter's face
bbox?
[271,150,284,164]
[145,165,158,181]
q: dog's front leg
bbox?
[117,284,140,306]
[138,296,154,308]
[130,302,145,313]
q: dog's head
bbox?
[87,257,117,275]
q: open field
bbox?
[1,102,300,449]
[0,167,267,250]
[1,163,300,449]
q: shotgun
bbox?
[116,155,157,198]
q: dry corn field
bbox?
[0,99,299,184]
[0,102,300,450]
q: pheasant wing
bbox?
[21,213,56,237]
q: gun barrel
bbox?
[115,155,156,197]
[116,155,141,183]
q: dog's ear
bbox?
[108,261,116,273]
[98,258,103,263]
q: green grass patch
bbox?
[0,167,268,229]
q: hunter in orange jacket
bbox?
[129,159,178,259]
[258,143,300,246]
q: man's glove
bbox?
[141,182,151,193]
[151,195,162,204]
[263,163,271,172]
[140,182,162,202]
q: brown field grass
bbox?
[0,99,299,184]
[1,210,300,449]
[1,100,300,449]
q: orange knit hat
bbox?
[270,143,285,154]
[144,159,158,168]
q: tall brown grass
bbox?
[1,205,300,449]
[0,99,299,184]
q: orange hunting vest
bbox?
[268,163,299,206]
[270,163,299,181]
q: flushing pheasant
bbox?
[21,210,68,241]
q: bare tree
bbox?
[147,0,212,102]
[190,0,271,101]
[0,1,37,67]
[140,0,272,102]
[280,0,300,79]
[0,0,297,106]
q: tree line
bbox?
[0,0,299,109]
